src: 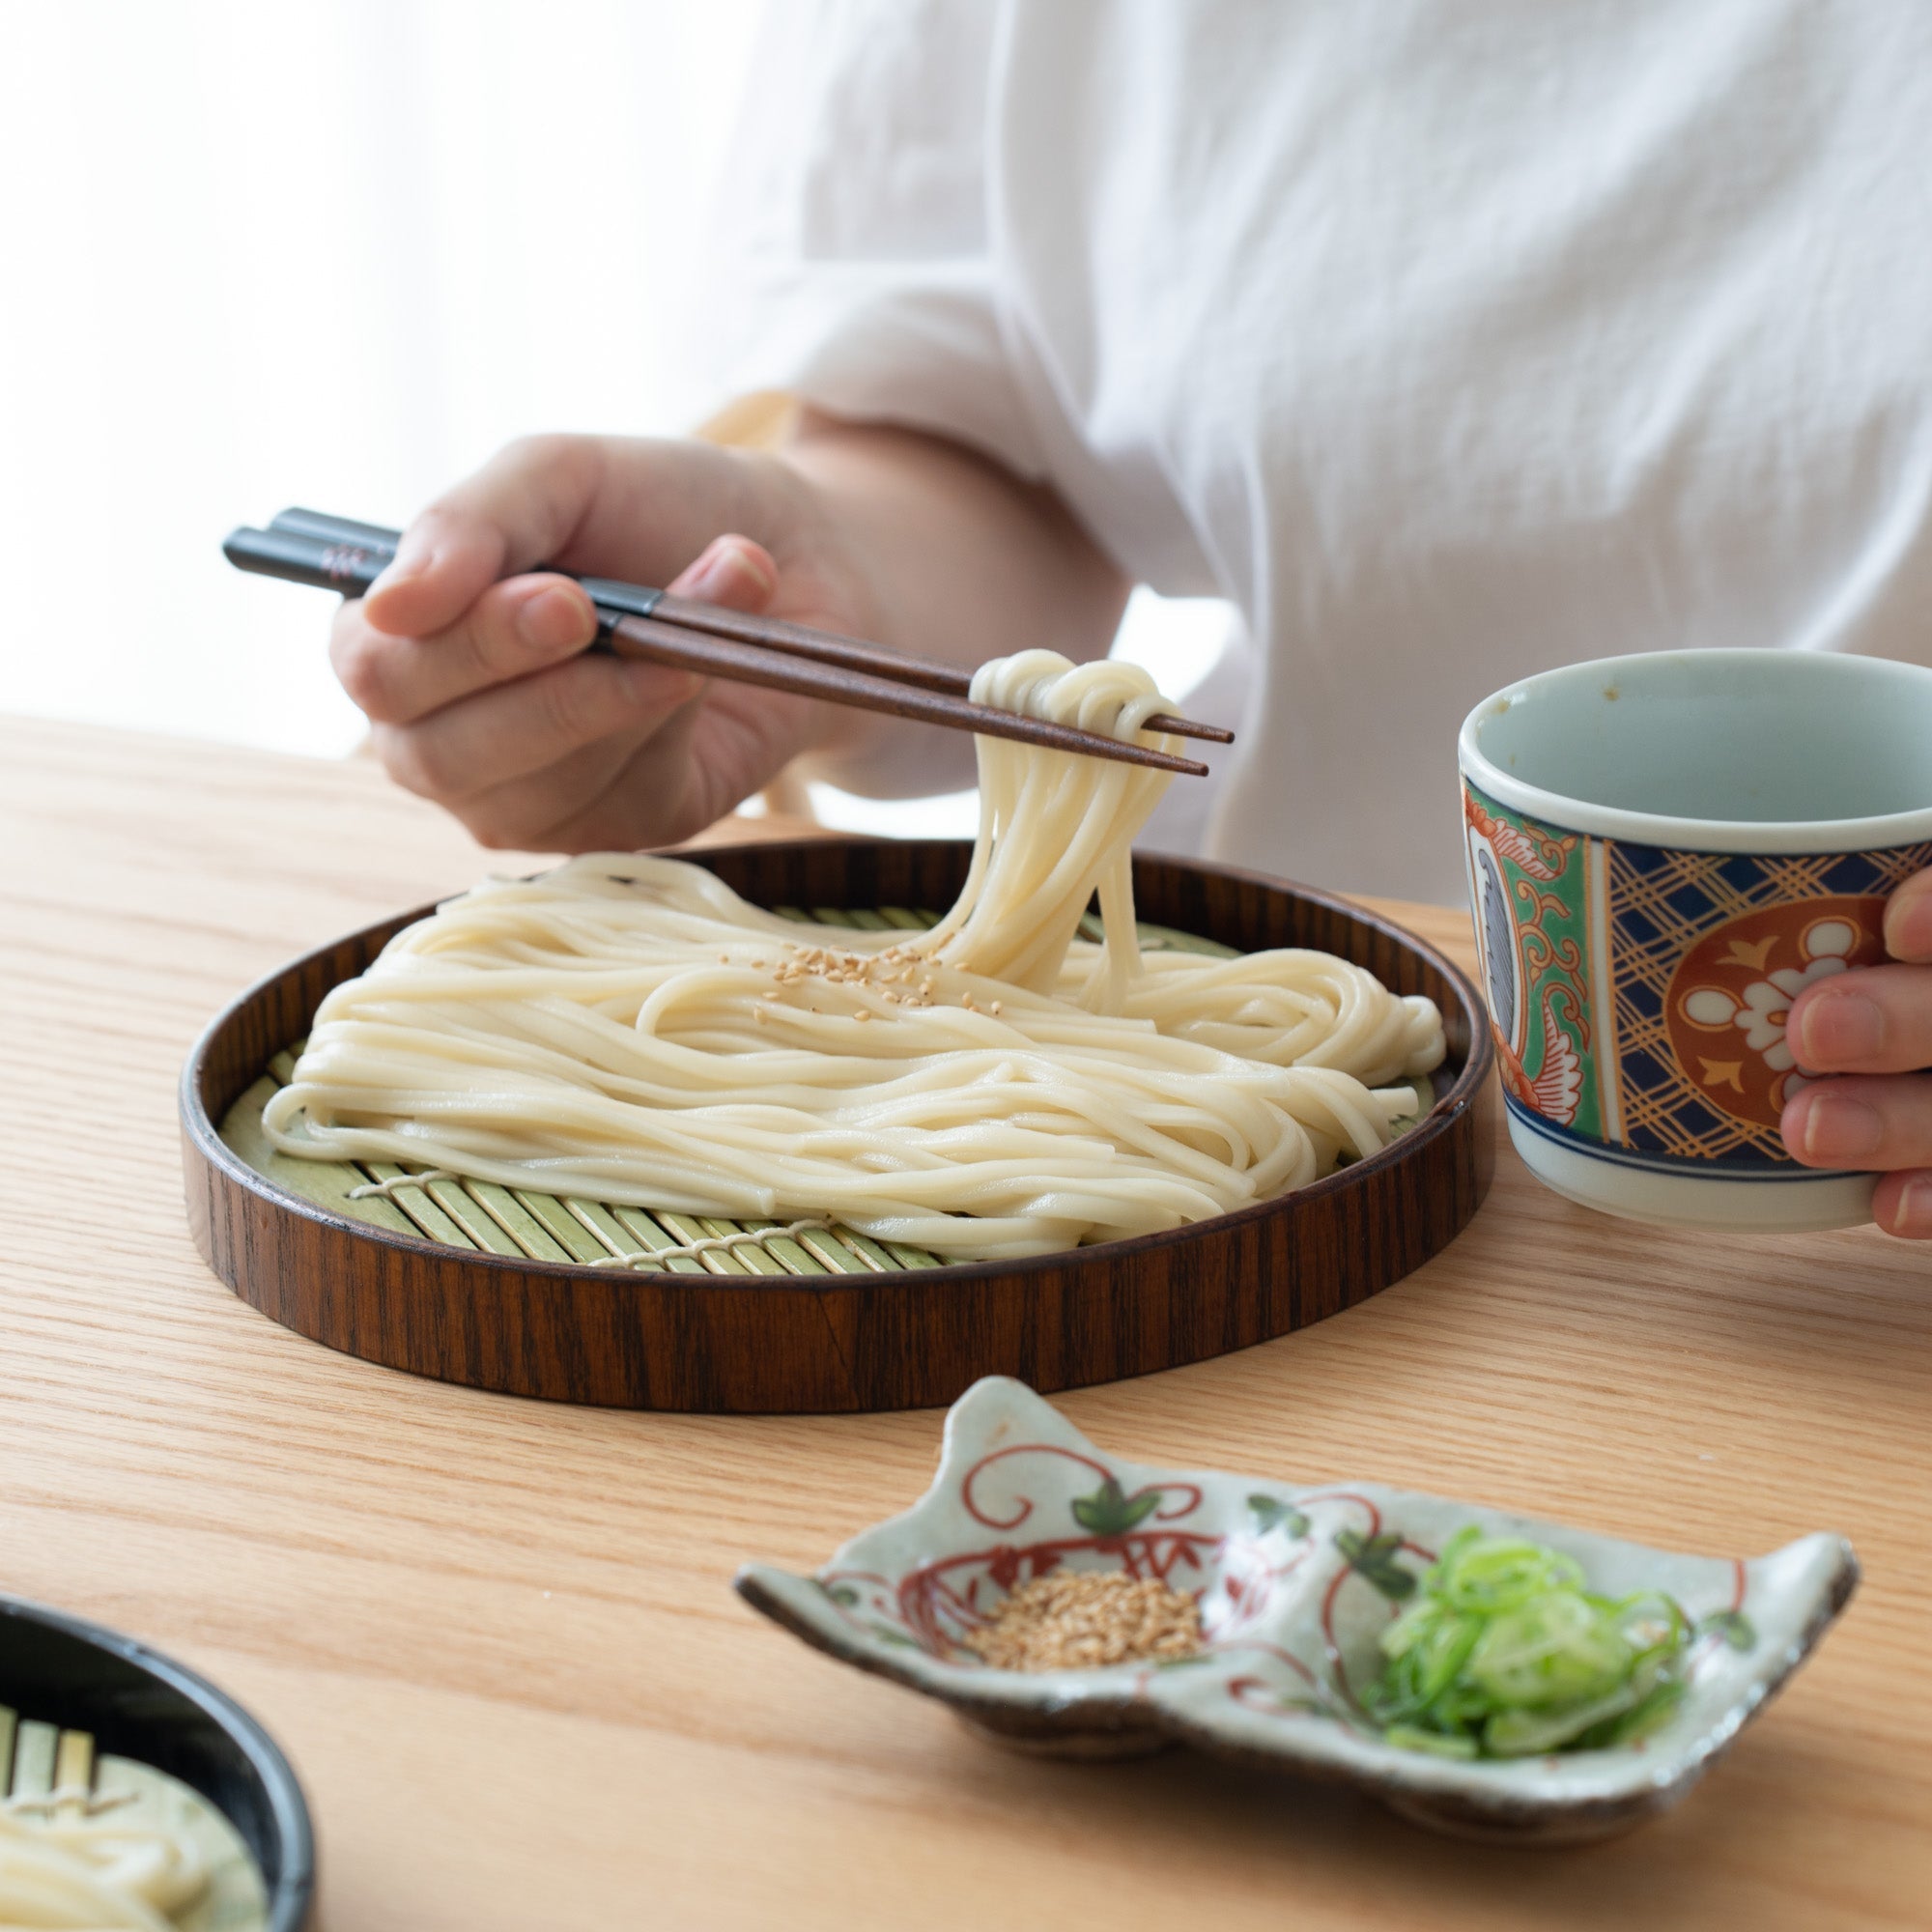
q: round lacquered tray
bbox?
[180,838,1495,1413]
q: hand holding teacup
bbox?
[1782,868,1932,1237]
[1459,651,1932,1236]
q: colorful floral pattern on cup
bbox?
[734,1378,1858,1843]
[1463,781,1932,1174]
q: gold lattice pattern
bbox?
[1605,840,1932,1163]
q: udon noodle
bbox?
[0,1808,206,1931]
[266,652,1445,1260]
[0,1745,255,1931]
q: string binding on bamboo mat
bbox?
[586,1220,835,1269]
[349,1170,458,1200]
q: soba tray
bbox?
[181,839,1495,1412]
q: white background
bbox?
[0,1,1224,838]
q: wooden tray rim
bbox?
[180,840,1495,1296]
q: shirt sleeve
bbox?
[700,0,1045,481]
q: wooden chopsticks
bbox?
[224,509,1229,776]
[265,507,1233,744]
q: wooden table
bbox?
[6,713,1926,1931]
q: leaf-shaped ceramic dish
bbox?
[735,1378,1857,1842]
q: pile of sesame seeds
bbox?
[731,940,1004,1025]
[964,1571,1203,1672]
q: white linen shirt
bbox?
[705,0,1932,902]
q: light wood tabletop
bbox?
[6,712,1926,1932]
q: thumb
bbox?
[666,534,780,611]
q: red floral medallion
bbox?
[1663,895,1889,1131]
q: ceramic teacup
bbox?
[1458,649,1932,1232]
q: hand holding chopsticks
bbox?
[223,509,1230,778]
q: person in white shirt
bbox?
[324,0,1932,1237]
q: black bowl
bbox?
[0,1593,315,1928]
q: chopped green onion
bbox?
[1362,1529,1696,1761]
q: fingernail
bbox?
[1795,987,1885,1066]
[1800,1092,1884,1163]
[1887,888,1932,962]
[683,537,774,602]
[517,584,588,651]
[1896,1176,1932,1236]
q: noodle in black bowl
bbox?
[0,1592,315,1927]
[180,837,1496,1414]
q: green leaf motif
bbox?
[1248,1493,1311,1540]
[821,1582,860,1609]
[1697,1608,1756,1652]
[1070,1475,1163,1538]
[1335,1527,1418,1602]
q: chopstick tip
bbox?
[1148,714,1235,744]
